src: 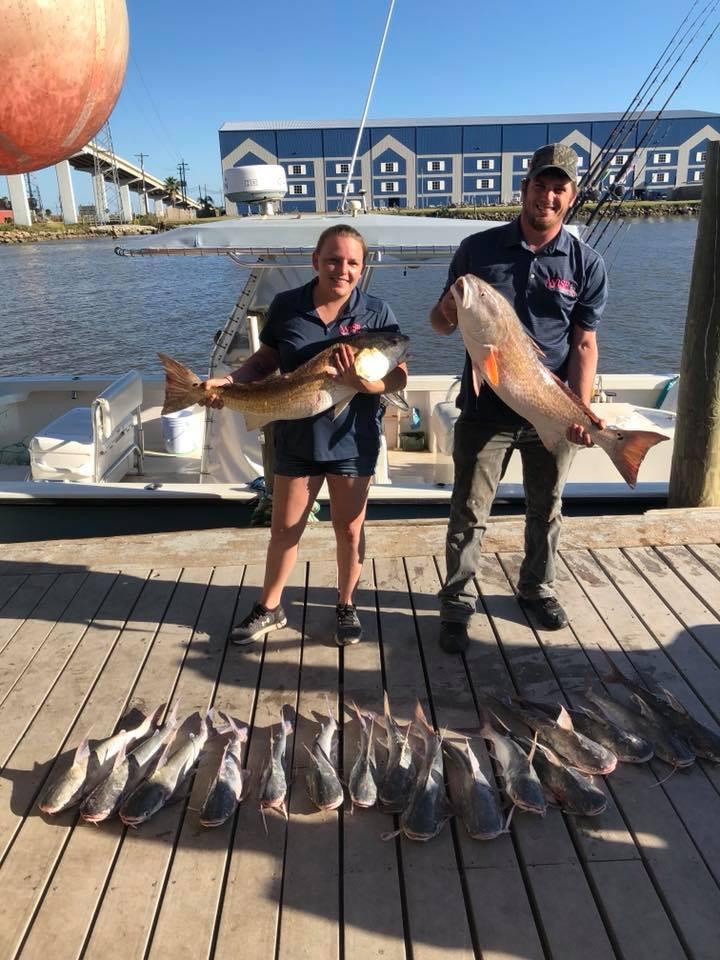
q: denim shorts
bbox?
[275,452,377,478]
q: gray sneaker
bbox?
[335,603,362,646]
[230,602,287,645]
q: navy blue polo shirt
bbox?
[446,219,607,422]
[260,279,401,461]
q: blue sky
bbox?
[8,0,719,212]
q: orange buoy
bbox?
[0,0,129,175]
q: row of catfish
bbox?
[37,651,720,837]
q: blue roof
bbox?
[220,110,719,132]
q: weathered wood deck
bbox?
[2,509,720,960]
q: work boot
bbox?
[335,603,362,646]
[518,596,568,631]
[439,620,469,654]
[230,602,287,644]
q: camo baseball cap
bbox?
[527,143,579,183]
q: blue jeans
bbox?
[438,416,576,623]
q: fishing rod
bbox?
[568,0,719,226]
[576,0,718,204]
[582,13,719,240]
[575,0,705,201]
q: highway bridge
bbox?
[6,143,200,226]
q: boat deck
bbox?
[1,510,720,960]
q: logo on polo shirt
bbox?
[546,277,577,297]
[339,321,363,336]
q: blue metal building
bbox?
[219,111,720,214]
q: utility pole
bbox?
[177,159,189,207]
[668,139,720,506]
[135,152,149,215]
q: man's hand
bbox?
[430,288,458,335]
[199,377,230,409]
[566,419,605,446]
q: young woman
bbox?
[202,225,407,646]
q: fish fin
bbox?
[556,705,575,732]
[529,338,546,359]
[658,686,688,715]
[74,731,93,765]
[598,646,628,685]
[504,804,518,831]
[150,703,167,728]
[381,828,402,841]
[482,347,500,387]
[112,740,128,771]
[158,353,204,415]
[548,370,605,429]
[608,429,669,488]
[383,391,409,411]
[471,363,483,396]
[331,398,352,421]
[630,693,654,718]
[527,730,539,766]
[242,411,274,432]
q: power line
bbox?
[177,159,189,207]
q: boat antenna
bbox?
[340,0,397,214]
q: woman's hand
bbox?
[199,376,231,409]
[329,342,374,393]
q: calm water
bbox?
[0,218,697,379]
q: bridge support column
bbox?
[119,184,133,222]
[92,173,108,223]
[7,175,32,226]
[55,161,78,223]
[154,198,165,216]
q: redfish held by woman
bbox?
[451,274,669,487]
[158,330,409,430]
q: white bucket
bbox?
[161,407,203,454]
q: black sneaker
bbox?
[439,620,469,654]
[229,602,287,645]
[335,603,362,646]
[518,596,568,631]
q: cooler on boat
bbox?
[29,371,144,483]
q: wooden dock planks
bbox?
[0,518,718,959]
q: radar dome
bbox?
[0,0,129,175]
[224,165,288,204]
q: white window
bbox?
[476,178,494,190]
[335,183,355,193]
[291,184,307,195]
[476,158,494,170]
[428,180,445,191]
[611,154,627,166]
[381,181,398,193]
[288,163,306,176]
[521,158,530,169]
[693,170,704,182]
[427,160,445,172]
[651,172,669,184]
[335,162,350,174]
[380,161,399,173]
[696,150,707,163]
[653,152,670,164]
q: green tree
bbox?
[163,176,179,206]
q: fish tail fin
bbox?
[158,352,204,414]
[609,429,669,488]
[597,645,628,685]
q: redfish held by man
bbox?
[158,330,409,430]
[451,275,669,487]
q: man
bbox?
[430,143,608,652]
